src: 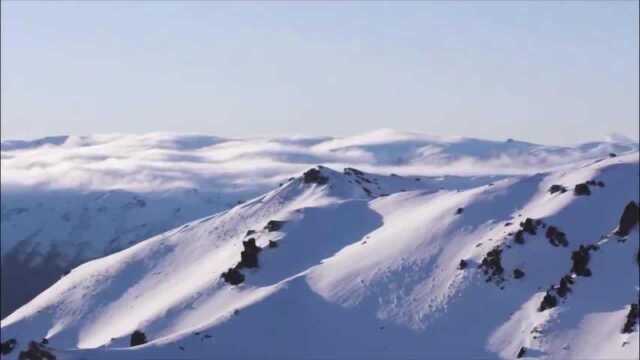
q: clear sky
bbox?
[1,1,638,144]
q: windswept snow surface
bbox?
[1,149,638,359]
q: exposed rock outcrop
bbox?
[571,245,592,277]
[574,183,591,196]
[130,330,147,347]
[264,220,286,232]
[303,168,329,185]
[221,268,245,285]
[538,291,558,312]
[549,184,567,194]
[614,201,639,237]
[238,238,261,269]
[622,303,639,334]
[545,226,568,247]
[1,339,17,355]
[18,341,56,360]
[480,247,504,281]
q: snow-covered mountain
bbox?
[0,130,637,318]
[1,146,638,359]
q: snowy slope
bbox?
[1,152,638,359]
[17,128,637,316]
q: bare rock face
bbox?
[18,341,56,360]
[516,347,527,358]
[130,330,147,347]
[1,339,17,355]
[614,201,639,237]
[303,168,329,185]
[221,268,245,285]
[622,303,639,333]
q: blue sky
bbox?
[1,1,638,144]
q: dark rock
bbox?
[520,218,537,235]
[18,341,56,360]
[264,220,286,232]
[130,330,147,347]
[455,207,464,215]
[622,304,639,333]
[513,268,525,279]
[571,245,592,277]
[586,180,597,186]
[556,274,574,298]
[238,238,261,269]
[609,153,617,158]
[245,230,256,236]
[538,292,558,312]
[514,230,525,244]
[40,339,48,345]
[221,268,245,285]
[1,339,17,355]
[458,259,468,270]
[549,184,567,194]
[614,201,639,237]
[302,168,329,185]
[480,247,504,280]
[505,222,512,226]
[596,181,605,187]
[517,347,527,358]
[268,240,278,248]
[574,183,591,196]
[343,167,364,176]
[545,226,568,247]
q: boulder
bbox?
[455,208,464,215]
[245,230,256,236]
[130,330,147,347]
[268,240,278,248]
[517,347,527,358]
[614,201,639,237]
